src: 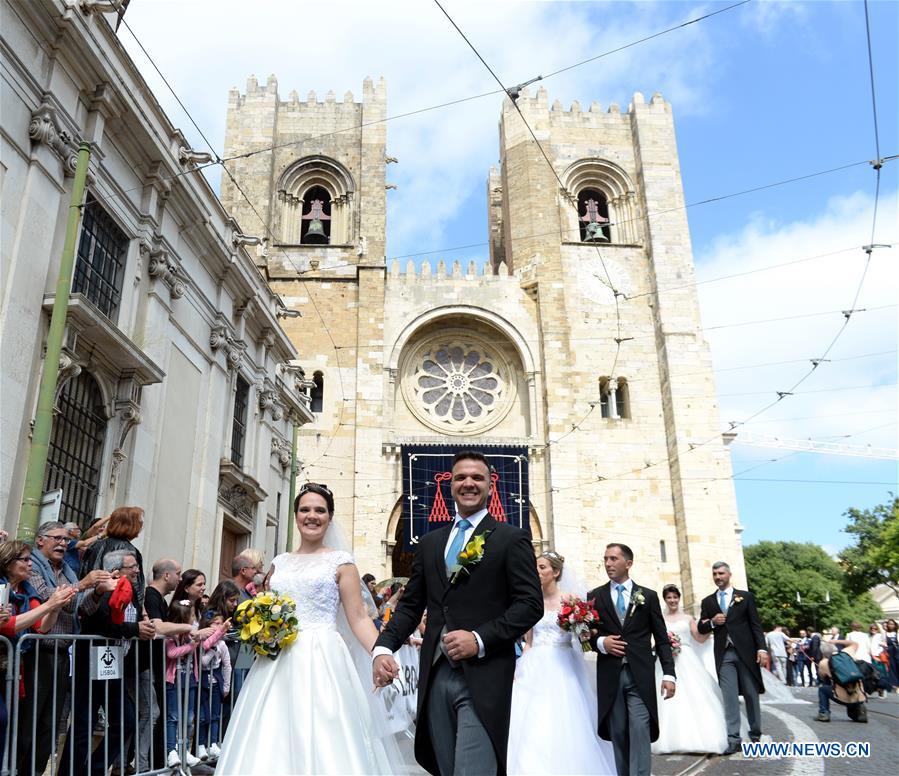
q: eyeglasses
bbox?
[43,535,70,544]
[121,563,139,571]
[13,556,32,563]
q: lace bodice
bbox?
[532,608,574,649]
[269,551,354,630]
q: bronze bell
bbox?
[584,222,609,242]
[304,218,327,242]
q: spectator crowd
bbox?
[0,508,267,775]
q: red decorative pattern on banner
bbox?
[488,472,506,521]
[427,472,453,521]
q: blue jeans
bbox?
[198,669,224,747]
[818,681,833,713]
[166,677,197,754]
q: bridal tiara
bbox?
[541,550,565,563]
[298,482,332,496]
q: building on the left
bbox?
[0,0,315,578]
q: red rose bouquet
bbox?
[556,595,601,653]
[667,630,682,657]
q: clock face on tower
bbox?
[578,255,633,306]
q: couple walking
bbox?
[375,450,674,776]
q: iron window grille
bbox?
[73,194,128,321]
[44,371,108,529]
[231,376,250,467]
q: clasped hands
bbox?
[373,629,478,688]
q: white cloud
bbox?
[119,0,725,258]
[696,190,898,450]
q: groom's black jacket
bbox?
[588,581,675,743]
[697,588,766,693]
[375,515,542,776]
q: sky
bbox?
[117,0,898,554]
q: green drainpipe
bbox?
[18,142,92,540]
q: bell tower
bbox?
[221,75,389,534]
[489,89,745,607]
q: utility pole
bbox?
[17,142,91,540]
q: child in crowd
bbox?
[198,612,233,760]
[165,599,229,768]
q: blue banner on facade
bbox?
[400,444,529,551]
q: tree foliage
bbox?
[839,494,899,597]
[744,541,882,632]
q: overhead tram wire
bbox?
[432,0,632,449]
[87,7,890,224]
[115,7,893,498]
[116,16,352,473]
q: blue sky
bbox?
[120,0,898,553]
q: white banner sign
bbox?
[90,644,123,680]
[377,644,420,734]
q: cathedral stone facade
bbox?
[221,76,745,609]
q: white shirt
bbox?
[596,578,675,684]
[372,508,488,661]
[846,630,872,663]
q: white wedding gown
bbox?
[652,615,729,754]
[508,609,617,775]
[216,551,396,775]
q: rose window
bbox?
[404,336,514,434]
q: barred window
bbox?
[44,371,107,529]
[231,376,250,468]
[73,194,128,321]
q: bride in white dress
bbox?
[651,584,730,754]
[508,551,616,776]
[216,484,397,775]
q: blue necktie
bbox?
[445,519,472,574]
[719,590,728,614]
[616,584,627,619]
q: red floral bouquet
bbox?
[667,631,682,657]
[557,595,601,653]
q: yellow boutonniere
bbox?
[449,530,492,584]
[733,595,744,604]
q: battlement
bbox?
[227,75,387,111]
[387,258,518,284]
[505,86,670,127]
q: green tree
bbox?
[744,541,882,633]
[839,494,899,596]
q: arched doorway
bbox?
[391,517,415,577]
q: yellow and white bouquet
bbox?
[234,590,299,659]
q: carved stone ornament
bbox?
[209,324,245,370]
[109,399,143,489]
[220,484,254,520]
[146,245,186,299]
[270,437,292,470]
[258,389,285,421]
[53,351,83,411]
[29,103,79,177]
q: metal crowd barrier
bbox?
[6,632,255,776]
[2,635,14,776]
